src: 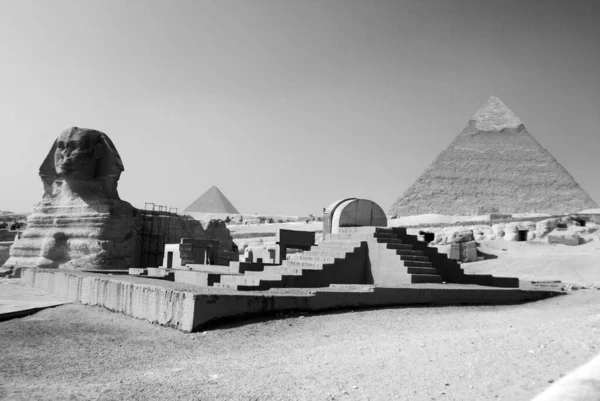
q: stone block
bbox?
[276,229,315,248]
[174,270,223,287]
[0,242,12,267]
[548,231,580,246]
[449,244,460,260]
[147,267,172,278]
[461,241,478,263]
[536,218,559,237]
[451,230,474,243]
[448,241,477,262]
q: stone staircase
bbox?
[175,227,516,290]
[373,227,465,283]
[213,237,368,291]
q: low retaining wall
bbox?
[22,268,561,332]
[22,268,196,331]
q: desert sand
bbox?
[1,239,599,401]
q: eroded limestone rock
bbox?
[2,127,136,270]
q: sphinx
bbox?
[2,127,137,270]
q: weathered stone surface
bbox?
[448,240,477,262]
[2,127,137,270]
[0,230,19,241]
[503,223,519,241]
[536,218,559,237]
[547,230,580,246]
[448,244,460,261]
[1,128,237,273]
[0,242,11,267]
[519,221,537,231]
[461,241,478,263]
[203,220,234,251]
[389,96,598,216]
[451,230,474,243]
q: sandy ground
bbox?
[229,221,323,235]
[1,240,599,401]
[0,291,598,401]
[466,240,600,287]
[389,213,553,227]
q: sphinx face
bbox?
[54,129,98,180]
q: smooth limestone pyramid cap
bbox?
[471,96,523,131]
[388,96,599,216]
[184,186,239,214]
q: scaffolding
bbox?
[139,203,178,267]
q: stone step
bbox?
[219,275,262,285]
[396,250,424,256]
[319,240,363,246]
[387,243,414,250]
[424,246,439,254]
[310,245,357,252]
[296,256,336,264]
[263,265,304,275]
[228,261,265,273]
[213,282,242,290]
[399,255,430,262]
[294,251,351,260]
[298,252,339,258]
[300,249,348,257]
[375,237,404,244]
[411,274,443,284]
[219,275,286,290]
[244,271,298,279]
[185,265,237,274]
[404,260,433,268]
[375,227,407,236]
[373,232,397,238]
[403,235,421,243]
[281,260,324,270]
[407,267,439,275]
[213,282,271,291]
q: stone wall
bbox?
[0,241,12,266]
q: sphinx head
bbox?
[54,128,99,179]
[39,127,124,194]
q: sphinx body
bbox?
[2,127,137,270]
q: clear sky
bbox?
[1,0,598,216]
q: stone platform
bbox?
[0,278,70,321]
[21,268,562,332]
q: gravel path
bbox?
[1,289,599,401]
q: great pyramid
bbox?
[184,186,240,214]
[389,96,598,216]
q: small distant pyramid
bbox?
[389,96,598,216]
[184,186,239,214]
